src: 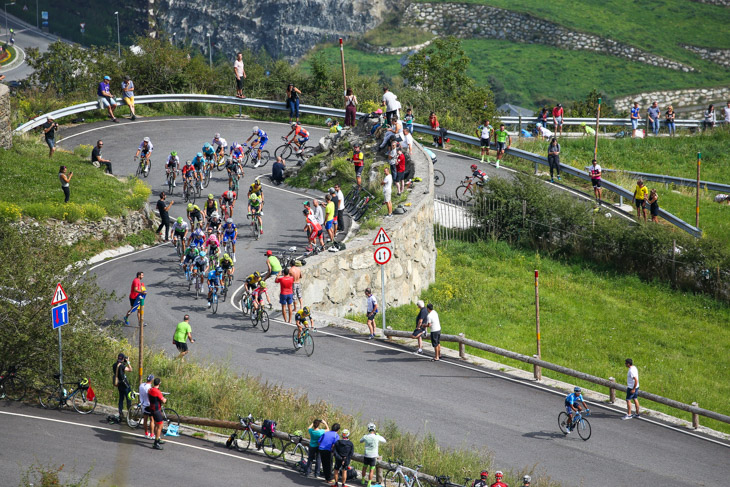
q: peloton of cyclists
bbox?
[245,126,268,168]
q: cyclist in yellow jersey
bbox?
[248,179,264,203]
[294,307,314,345]
[219,253,234,281]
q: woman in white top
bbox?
[59,165,73,203]
[382,167,393,217]
[703,104,715,130]
[344,88,358,127]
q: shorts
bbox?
[635,199,645,209]
[151,409,164,423]
[395,171,405,183]
[367,310,378,321]
[98,96,117,108]
[334,456,351,471]
[143,406,152,416]
[591,179,601,188]
[174,340,188,353]
[298,136,309,144]
[363,457,377,467]
[354,165,364,176]
[555,116,563,125]
[280,293,294,305]
[258,137,268,150]
[650,202,659,217]
[270,270,280,277]
[430,331,441,347]
[565,405,575,414]
[497,141,507,151]
[293,282,302,301]
[631,119,639,130]
[480,138,490,148]
[325,220,334,230]
[129,296,136,307]
[124,96,134,107]
[383,190,392,203]
[223,233,236,243]
[626,387,639,400]
[236,77,244,90]
[412,327,426,338]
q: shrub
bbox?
[73,144,93,158]
[82,204,106,221]
[0,202,22,221]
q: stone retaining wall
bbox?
[403,3,693,72]
[0,84,11,149]
[614,86,730,117]
[360,39,433,55]
[682,44,730,68]
[691,0,730,6]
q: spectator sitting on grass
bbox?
[714,194,730,205]
[91,139,113,174]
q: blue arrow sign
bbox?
[52,303,69,329]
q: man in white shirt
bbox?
[382,167,393,217]
[334,184,345,234]
[312,199,324,226]
[381,86,400,121]
[623,358,640,420]
[426,303,441,361]
[535,123,553,140]
[723,101,730,125]
[400,128,413,156]
[139,374,154,438]
[233,52,247,99]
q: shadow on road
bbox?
[522,430,567,441]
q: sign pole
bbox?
[534,270,541,380]
[381,264,386,333]
[57,327,63,386]
[696,152,701,228]
[339,38,347,93]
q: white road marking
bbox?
[0,44,25,73]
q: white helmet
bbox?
[536,122,542,128]
[290,121,298,127]
[523,475,532,483]
[143,137,151,142]
[214,133,221,139]
[211,211,219,219]
[367,422,376,431]
[252,126,259,133]
[226,217,233,223]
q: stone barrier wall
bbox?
[403,3,693,72]
[0,84,12,149]
[360,39,433,55]
[681,44,730,68]
[614,86,730,117]
[691,0,730,6]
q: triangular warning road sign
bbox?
[51,283,68,305]
[372,227,392,246]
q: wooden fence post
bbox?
[533,355,542,381]
[386,326,393,342]
[692,402,700,429]
[458,333,466,360]
[609,377,616,403]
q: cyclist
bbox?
[564,386,589,433]
[206,265,223,308]
[165,151,180,186]
[244,126,268,168]
[248,178,264,205]
[293,306,314,347]
[470,164,489,186]
[187,203,205,228]
[203,194,219,220]
[212,133,228,161]
[202,142,216,172]
[204,227,220,263]
[192,248,209,288]
[220,189,237,218]
[189,223,206,248]
[171,217,189,253]
[219,252,235,283]
[191,151,206,173]
[521,475,532,487]
[248,192,264,235]
[229,140,244,161]
[227,142,244,189]
[208,210,222,236]
[181,160,199,194]
[181,245,198,273]
[134,137,154,174]
[284,121,309,155]
[303,208,324,251]
[473,471,489,487]
[245,271,262,296]
[491,471,508,487]
[220,218,238,262]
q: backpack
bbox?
[261,419,277,438]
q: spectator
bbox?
[324,193,336,242]
[275,268,295,323]
[233,52,247,99]
[400,127,413,157]
[156,192,174,241]
[97,75,118,122]
[365,288,378,340]
[265,249,282,278]
[403,107,415,133]
[648,188,659,223]
[665,106,676,136]
[704,104,716,130]
[588,159,602,202]
[723,101,730,126]
[477,119,493,163]
[113,352,132,421]
[714,194,730,205]
[411,300,428,354]
[623,358,640,419]
[318,422,340,483]
[426,303,441,361]
[360,423,386,485]
[491,471,508,487]
[123,271,145,326]
[351,143,364,187]
[305,419,328,478]
[58,165,72,203]
[647,101,660,136]
[289,261,303,311]
[173,314,194,361]
[538,107,549,128]
[382,166,393,218]
[547,138,561,183]
[327,187,339,234]
[580,122,596,137]
[312,199,324,227]
[122,75,136,120]
[42,116,58,158]
[286,83,302,123]
[633,179,649,222]
[388,140,399,178]
[326,117,343,133]
[91,139,113,174]
[334,184,345,234]
[552,103,564,136]
[138,374,155,439]
[535,122,553,140]
[428,112,442,148]
[379,115,403,150]
[147,377,167,450]
[494,124,511,169]
[333,428,354,487]
[395,147,407,195]
[630,102,640,138]
[344,88,358,127]
[381,86,400,121]
[271,156,285,185]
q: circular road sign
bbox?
[374,246,392,265]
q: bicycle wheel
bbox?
[302,333,314,356]
[275,144,292,160]
[292,329,301,351]
[236,429,254,452]
[202,169,210,188]
[262,435,283,458]
[257,150,270,167]
[455,185,474,202]
[72,389,97,414]
[216,157,227,172]
[250,308,259,327]
[168,175,174,194]
[211,293,218,314]
[38,386,62,409]
[433,169,445,187]
[576,417,592,441]
[385,469,404,487]
[195,279,201,299]
[259,310,270,332]
[558,412,570,434]
[127,404,144,428]
[175,239,183,258]
[135,163,142,178]
[241,152,252,168]
[162,407,180,434]
[2,376,26,401]
[282,442,308,467]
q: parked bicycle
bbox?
[385,459,424,487]
[436,475,474,487]
[127,391,180,433]
[281,431,309,467]
[38,375,97,414]
[558,408,592,441]
[225,414,282,458]
[292,327,314,356]
[0,365,26,401]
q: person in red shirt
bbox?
[275,268,295,323]
[147,377,167,450]
[395,148,406,195]
[351,143,364,187]
[428,112,441,147]
[124,271,145,326]
[303,208,324,250]
[490,470,508,487]
[552,103,564,136]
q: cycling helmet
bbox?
[471,164,478,171]
[259,281,267,288]
[252,126,259,133]
[366,422,376,431]
[536,122,542,128]
[197,152,203,159]
[480,471,488,478]
[226,217,233,223]
[574,386,581,393]
[290,121,297,128]
[143,137,151,143]
[215,266,223,272]
[253,271,260,278]
[171,151,177,156]
[214,133,221,139]
[185,160,191,165]
[187,203,193,210]
[208,194,214,200]
[223,253,230,259]
[523,475,532,483]
[302,306,310,315]
[203,142,212,149]
[211,211,219,219]
[177,217,183,224]
[495,471,503,479]
[206,227,213,233]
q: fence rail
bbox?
[600,169,730,193]
[383,328,730,428]
[499,116,706,129]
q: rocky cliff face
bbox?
[155,0,389,61]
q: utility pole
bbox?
[114,11,120,57]
[593,97,602,160]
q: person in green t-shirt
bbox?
[494,124,511,169]
[173,315,195,361]
[265,250,282,279]
[360,423,387,484]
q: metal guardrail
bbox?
[384,328,730,428]
[600,169,730,193]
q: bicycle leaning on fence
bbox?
[225,414,283,458]
[385,459,424,487]
[38,374,97,414]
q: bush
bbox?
[0,202,22,221]
[82,204,106,221]
[74,144,93,158]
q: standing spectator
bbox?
[623,358,640,419]
[633,179,649,222]
[538,107,549,128]
[121,75,136,120]
[382,166,393,218]
[395,148,407,195]
[334,184,345,234]
[630,102,640,138]
[648,188,659,223]
[318,423,341,484]
[477,119,493,163]
[91,139,113,174]
[333,428,354,487]
[665,106,676,136]
[97,75,118,122]
[400,128,413,157]
[312,199,324,227]
[138,374,154,439]
[173,314,194,361]
[324,193,336,242]
[286,83,302,123]
[156,192,173,241]
[113,353,132,421]
[588,159,602,202]
[365,288,378,340]
[381,86,400,121]
[411,300,428,354]
[494,124,511,169]
[123,271,145,326]
[552,103,564,136]
[351,143,364,187]
[722,100,730,126]
[491,471,508,487]
[704,104,716,130]
[360,423,386,485]
[275,268,295,323]
[305,419,328,478]
[547,138,561,183]
[289,262,303,311]
[344,88,358,127]
[427,303,441,361]
[428,112,442,148]
[233,52,247,99]
[328,188,339,233]
[59,165,72,203]
[271,156,285,185]
[388,140,399,179]
[647,101,660,136]
[147,377,167,450]
[42,116,58,158]
[403,107,415,133]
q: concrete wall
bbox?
[0,84,11,149]
[301,142,436,317]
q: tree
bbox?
[400,36,473,95]
[567,89,621,118]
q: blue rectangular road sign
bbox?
[52,303,69,329]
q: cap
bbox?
[265,250,273,256]
[328,187,335,194]
[303,201,310,206]
[146,374,155,382]
[118,353,127,360]
[103,75,111,80]
[342,429,350,437]
[124,75,131,81]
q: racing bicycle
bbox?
[250,304,270,332]
[241,143,270,168]
[38,374,97,414]
[134,155,151,178]
[225,414,282,458]
[127,391,180,432]
[281,432,309,467]
[385,459,424,487]
[248,212,262,239]
[166,168,178,194]
[209,283,220,314]
[455,177,487,203]
[436,476,475,487]
[292,326,314,356]
[558,408,591,441]
[274,137,315,162]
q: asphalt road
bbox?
[0,11,58,82]
[52,117,730,487]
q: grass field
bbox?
[358,240,730,433]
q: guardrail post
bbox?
[458,333,465,359]
[386,326,393,342]
[608,377,616,403]
[692,402,700,429]
[533,354,541,380]
[518,115,522,138]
